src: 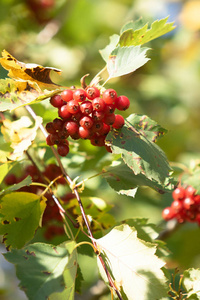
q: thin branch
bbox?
[25,105,122,300]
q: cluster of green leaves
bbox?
[0,16,200,300]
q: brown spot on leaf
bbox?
[23,256,28,260]
[26,250,36,256]
[14,217,21,222]
[42,271,51,275]
[3,220,10,225]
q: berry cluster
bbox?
[162,185,200,225]
[46,86,130,156]
[4,164,74,240]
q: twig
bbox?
[25,105,122,300]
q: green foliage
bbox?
[182,268,200,299]
[0,192,46,249]
[4,241,77,300]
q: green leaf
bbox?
[119,17,175,47]
[120,18,145,35]
[4,241,77,300]
[107,46,150,80]
[0,175,32,196]
[0,78,63,112]
[182,268,200,299]
[0,192,46,249]
[105,114,172,185]
[103,160,174,195]
[96,224,168,300]
[99,34,120,62]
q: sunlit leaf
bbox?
[0,78,63,112]
[99,34,120,62]
[0,192,46,249]
[1,116,42,160]
[4,241,77,300]
[182,268,200,299]
[0,50,61,89]
[0,175,32,196]
[103,160,175,196]
[105,114,172,185]
[119,17,175,47]
[107,46,150,80]
[96,224,168,300]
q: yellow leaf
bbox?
[0,50,61,89]
[1,116,43,160]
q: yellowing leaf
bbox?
[1,116,42,160]
[0,78,64,112]
[96,224,168,300]
[0,192,47,249]
[0,50,61,89]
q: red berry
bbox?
[80,101,93,115]
[104,104,115,114]
[185,185,196,197]
[92,110,105,121]
[112,114,125,129]
[93,121,104,132]
[73,89,87,102]
[171,200,183,213]
[50,94,64,108]
[103,89,117,104]
[57,144,69,157]
[58,105,72,119]
[90,135,105,147]
[183,197,195,210]
[66,100,80,114]
[64,121,79,136]
[53,118,63,131]
[97,123,110,136]
[103,113,116,125]
[105,145,112,153]
[172,187,186,201]
[46,122,56,134]
[46,134,54,146]
[50,133,60,145]
[71,111,83,123]
[86,86,100,100]
[79,126,92,139]
[61,89,73,102]
[4,174,17,185]
[80,116,94,129]
[115,95,130,111]
[92,97,106,111]
[162,207,175,221]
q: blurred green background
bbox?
[0,0,200,299]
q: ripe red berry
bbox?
[66,100,80,114]
[103,89,117,104]
[64,121,79,136]
[79,126,92,139]
[50,133,60,145]
[185,185,196,197]
[50,94,64,108]
[115,95,130,111]
[162,207,175,221]
[112,114,125,129]
[104,104,115,114]
[92,97,106,111]
[61,89,73,102]
[172,187,186,201]
[46,122,56,134]
[79,116,94,129]
[97,123,110,136]
[171,200,183,213]
[57,144,69,157]
[183,197,195,210]
[58,105,72,119]
[86,86,100,100]
[46,134,55,146]
[80,101,93,115]
[4,174,17,185]
[90,135,105,147]
[53,118,63,131]
[73,89,87,102]
[103,113,116,125]
[92,110,105,121]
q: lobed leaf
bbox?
[96,224,168,300]
[4,241,77,300]
[0,175,32,196]
[99,34,120,63]
[105,114,172,186]
[119,17,175,47]
[0,78,63,112]
[107,46,150,80]
[103,160,175,196]
[0,192,46,249]
[0,50,61,89]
